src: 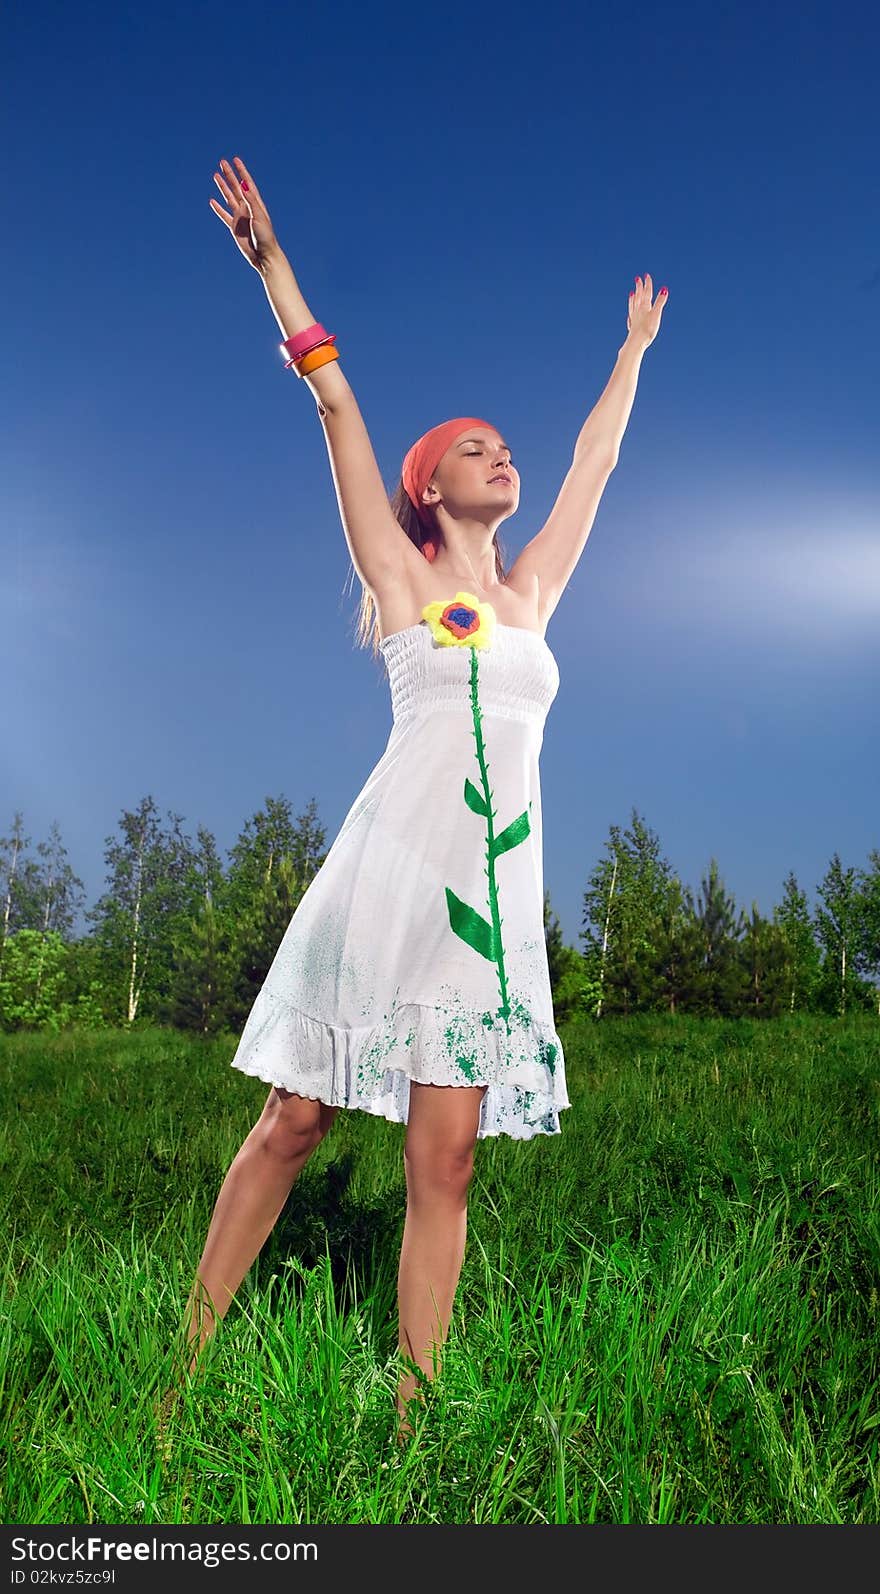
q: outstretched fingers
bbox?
[209,155,267,228]
[629,272,651,307]
[220,156,244,198]
[231,155,261,204]
[209,162,238,226]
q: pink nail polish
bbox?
[241,179,249,191]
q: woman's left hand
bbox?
[626,273,668,347]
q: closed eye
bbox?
[466,450,514,465]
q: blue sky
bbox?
[3,0,878,953]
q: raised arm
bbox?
[507,275,669,628]
[210,156,423,598]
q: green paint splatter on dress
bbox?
[292,903,376,1020]
[443,1014,483,1081]
[350,969,559,1099]
[540,1040,558,1076]
[356,987,403,1093]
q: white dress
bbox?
[229,593,570,1141]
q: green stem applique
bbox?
[444,645,531,1025]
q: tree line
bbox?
[1,800,878,1035]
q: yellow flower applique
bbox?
[421,592,496,650]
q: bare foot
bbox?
[154,1329,212,1463]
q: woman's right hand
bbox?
[209,156,282,273]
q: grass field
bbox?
[2,1012,878,1525]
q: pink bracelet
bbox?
[283,321,330,358]
[279,322,336,368]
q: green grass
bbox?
[2,1012,879,1524]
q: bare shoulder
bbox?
[372,551,544,643]
[501,558,543,628]
[369,541,435,642]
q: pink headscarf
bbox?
[401,416,498,563]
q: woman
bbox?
[183,155,667,1443]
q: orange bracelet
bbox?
[295,344,341,378]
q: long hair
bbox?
[353,477,511,659]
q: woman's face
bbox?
[425,429,520,520]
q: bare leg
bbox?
[183,1087,340,1374]
[395,1082,486,1440]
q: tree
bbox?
[814,853,875,1015]
[543,889,568,990]
[160,894,236,1037]
[224,795,327,922]
[773,871,822,1013]
[682,858,747,1017]
[580,809,680,1017]
[85,796,200,1025]
[0,811,29,976]
[226,853,308,1029]
[543,889,592,1024]
[0,929,106,1033]
[650,876,705,1016]
[738,901,790,1017]
[853,849,880,1013]
[220,796,328,1024]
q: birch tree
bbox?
[86,796,198,1025]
